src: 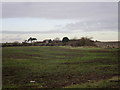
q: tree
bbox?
[53,37,61,43]
[28,37,37,43]
[68,37,95,47]
[48,39,52,43]
[79,37,95,46]
[23,40,28,43]
[71,37,77,40]
[13,41,20,46]
[62,37,69,43]
[53,37,60,41]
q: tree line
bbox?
[2,36,96,47]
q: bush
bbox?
[68,37,95,47]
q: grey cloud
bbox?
[2,16,117,34]
[2,2,118,34]
[2,2,117,19]
[2,35,23,42]
[2,31,49,34]
[2,29,71,34]
[0,3,2,18]
[63,18,118,32]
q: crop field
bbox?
[2,46,120,88]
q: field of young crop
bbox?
[2,46,120,88]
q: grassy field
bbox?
[2,46,119,88]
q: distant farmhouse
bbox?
[43,39,52,43]
[95,41,120,48]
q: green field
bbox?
[2,46,119,88]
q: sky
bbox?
[1,2,118,43]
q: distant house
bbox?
[33,41,44,46]
[53,40,61,43]
[95,41,120,48]
[43,39,52,43]
[35,41,43,43]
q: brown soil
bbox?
[2,53,43,59]
[60,58,117,65]
[42,73,116,88]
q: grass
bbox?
[2,46,119,88]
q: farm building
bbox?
[95,41,120,48]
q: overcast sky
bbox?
[1,2,118,42]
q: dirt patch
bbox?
[89,50,113,53]
[54,53,84,58]
[42,73,116,88]
[2,66,30,86]
[14,71,117,88]
[48,47,114,54]
[64,48,114,53]
[60,58,117,65]
[60,62,82,65]
[2,53,43,59]
[82,59,118,64]
[3,69,118,88]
